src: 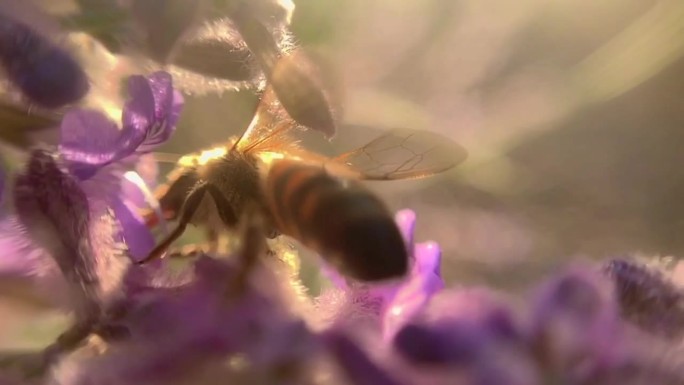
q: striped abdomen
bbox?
[264,159,408,281]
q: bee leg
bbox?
[137,182,209,265]
[205,184,239,227]
[227,205,268,295]
[206,228,220,254]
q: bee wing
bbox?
[234,49,340,154]
[332,127,468,181]
[233,84,301,153]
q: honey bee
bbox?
[139,61,466,283]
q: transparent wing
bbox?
[234,48,339,153]
[332,127,467,180]
[233,84,302,154]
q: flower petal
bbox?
[0,216,54,279]
[58,109,123,179]
[394,209,416,254]
[70,255,310,384]
[124,71,183,154]
[603,258,684,338]
[382,241,444,341]
[528,265,624,376]
[393,322,481,365]
[13,149,127,319]
[111,198,155,263]
[59,72,181,180]
[321,330,406,385]
[0,15,89,109]
[122,74,155,137]
[315,209,444,337]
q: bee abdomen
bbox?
[265,160,408,281]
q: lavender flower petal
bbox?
[382,241,444,341]
[110,198,154,264]
[68,255,311,385]
[76,165,159,263]
[321,330,407,385]
[130,71,184,153]
[13,149,98,318]
[0,216,55,279]
[315,209,444,338]
[393,323,481,365]
[603,258,684,338]
[0,15,89,109]
[393,288,522,365]
[119,156,160,210]
[58,109,122,179]
[394,209,416,252]
[12,149,128,321]
[528,265,625,379]
[59,71,182,179]
[0,215,70,311]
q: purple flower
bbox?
[0,71,183,312]
[321,330,407,385]
[602,258,684,338]
[314,209,444,339]
[0,14,90,108]
[59,71,182,179]
[8,149,129,320]
[382,210,444,341]
[58,71,183,261]
[56,254,320,385]
[392,288,522,365]
[527,265,626,381]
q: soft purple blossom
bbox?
[392,288,522,365]
[527,265,626,382]
[314,209,445,340]
[321,330,406,385]
[58,71,182,179]
[602,258,684,338]
[55,254,321,385]
[0,14,89,109]
[11,149,129,321]
[0,71,183,312]
[58,70,183,261]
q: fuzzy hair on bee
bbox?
[139,50,467,283]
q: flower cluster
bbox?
[0,70,682,385]
[0,70,181,320]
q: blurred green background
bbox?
[158,0,684,290]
